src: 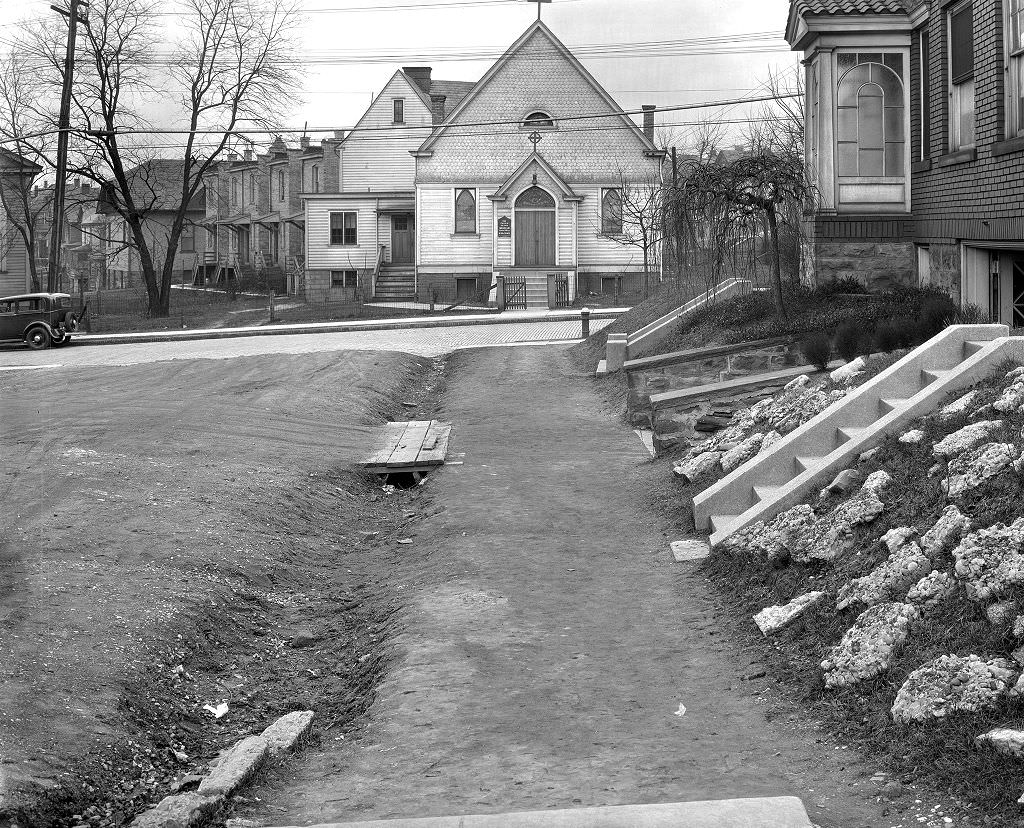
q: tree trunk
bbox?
[766,205,787,320]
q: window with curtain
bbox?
[836,54,905,176]
[948,2,975,149]
[455,188,476,234]
[601,188,623,234]
[329,212,357,245]
[1008,0,1024,137]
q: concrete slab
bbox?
[269,798,812,828]
[671,539,711,561]
[634,428,656,457]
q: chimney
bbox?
[403,66,432,93]
[227,152,238,161]
[300,135,310,150]
[243,148,253,161]
[642,105,656,141]
[430,94,447,125]
[333,129,346,140]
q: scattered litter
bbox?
[401,401,418,407]
[203,702,229,719]
[673,704,687,717]
[382,485,397,494]
[397,538,413,544]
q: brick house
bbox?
[787,0,1024,324]
[302,19,665,308]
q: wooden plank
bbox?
[386,421,432,468]
[416,421,452,465]
[360,421,409,466]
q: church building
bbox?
[302,18,665,308]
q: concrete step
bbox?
[693,325,1017,548]
[270,798,813,827]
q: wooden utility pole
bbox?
[47,0,88,293]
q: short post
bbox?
[581,306,591,339]
[269,289,276,323]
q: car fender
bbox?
[23,320,56,339]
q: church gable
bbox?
[416,23,661,185]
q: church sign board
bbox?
[497,216,512,237]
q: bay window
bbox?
[836,53,905,177]
[948,2,975,150]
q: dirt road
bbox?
[241,346,890,828]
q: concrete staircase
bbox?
[523,272,548,309]
[375,267,416,300]
[693,325,1024,548]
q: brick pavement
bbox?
[0,318,612,369]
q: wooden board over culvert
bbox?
[360,420,452,475]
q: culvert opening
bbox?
[383,471,427,489]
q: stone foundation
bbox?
[812,240,916,291]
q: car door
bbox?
[0,300,18,341]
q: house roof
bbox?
[787,0,911,48]
[490,152,580,201]
[416,20,660,156]
[98,159,206,215]
[0,147,43,174]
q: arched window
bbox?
[514,186,555,209]
[455,188,476,234]
[837,59,905,177]
[601,188,622,234]
[523,111,555,128]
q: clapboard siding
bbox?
[305,199,380,270]
[417,185,494,267]
[557,205,574,266]
[0,241,30,294]
[341,73,432,194]
[576,186,643,270]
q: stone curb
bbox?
[130,710,315,828]
[73,309,626,348]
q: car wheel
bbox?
[25,327,51,350]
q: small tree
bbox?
[600,172,664,299]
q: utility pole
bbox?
[47,0,89,293]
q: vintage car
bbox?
[0,293,79,349]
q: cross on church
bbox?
[528,0,551,21]
[528,130,543,148]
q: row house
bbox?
[204,136,333,293]
[788,0,1024,325]
[302,20,665,308]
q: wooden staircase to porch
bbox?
[374,266,416,300]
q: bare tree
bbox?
[599,172,664,299]
[0,52,56,291]
[23,0,299,316]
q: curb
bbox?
[130,710,315,828]
[72,309,627,348]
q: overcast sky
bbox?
[0,0,796,150]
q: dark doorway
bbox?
[1013,255,1024,328]
[392,214,414,264]
[514,187,556,267]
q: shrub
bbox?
[833,322,862,362]
[918,293,958,339]
[800,331,832,372]
[817,276,867,297]
[888,314,919,348]
[952,303,991,325]
[873,317,904,353]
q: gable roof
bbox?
[490,152,579,202]
[0,147,43,175]
[98,159,206,214]
[416,20,660,156]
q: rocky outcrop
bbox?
[753,591,826,636]
[942,442,1019,498]
[952,518,1024,601]
[891,655,1018,723]
[822,602,919,689]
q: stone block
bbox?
[753,592,825,636]
[891,654,1018,723]
[822,603,919,689]
[976,728,1024,760]
[932,420,1004,458]
[197,736,269,798]
[670,539,710,562]
[260,710,315,757]
[130,793,223,828]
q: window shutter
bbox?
[950,4,974,84]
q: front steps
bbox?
[274,798,812,827]
[374,268,415,300]
[693,325,1024,548]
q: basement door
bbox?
[514,186,556,267]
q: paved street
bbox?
[0,318,612,368]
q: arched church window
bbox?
[601,188,622,234]
[523,111,555,128]
[837,58,905,177]
[455,188,477,234]
[515,186,555,209]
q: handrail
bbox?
[372,244,386,298]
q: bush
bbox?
[816,276,867,297]
[918,293,958,339]
[873,317,904,353]
[952,302,991,325]
[889,314,919,348]
[833,321,862,362]
[800,331,832,371]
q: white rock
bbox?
[976,728,1024,759]
[859,447,880,463]
[720,432,765,473]
[920,505,972,558]
[880,526,918,554]
[1006,366,1024,381]
[1015,615,1024,639]
[784,374,810,391]
[260,710,315,756]
[899,429,926,445]
[822,603,919,689]
[671,539,710,562]
[758,429,783,454]
[891,655,1018,723]
[830,357,866,384]
[719,504,817,564]
[932,420,1004,459]
[906,570,955,609]
[952,518,1024,601]
[993,380,1024,413]
[197,735,270,797]
[753,591,826,636]
[938,390,980,421]
[674,451,723,484]
[986,600,1019,627]
[943,442,1019,498]
[819,468,864,501]
[861,470,892,495]
[837,541,933,610]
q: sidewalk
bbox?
[73,307,629,347]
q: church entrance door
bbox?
[514,186,556,267]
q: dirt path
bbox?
[243,346,890,828]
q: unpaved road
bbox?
[240,346,892,828]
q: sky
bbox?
[0,0,797,151]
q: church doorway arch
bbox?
[514,186,556,266]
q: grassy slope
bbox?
[685,370,1024,825]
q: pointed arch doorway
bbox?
[514,186,556,266]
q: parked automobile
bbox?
[0,293,78,349]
